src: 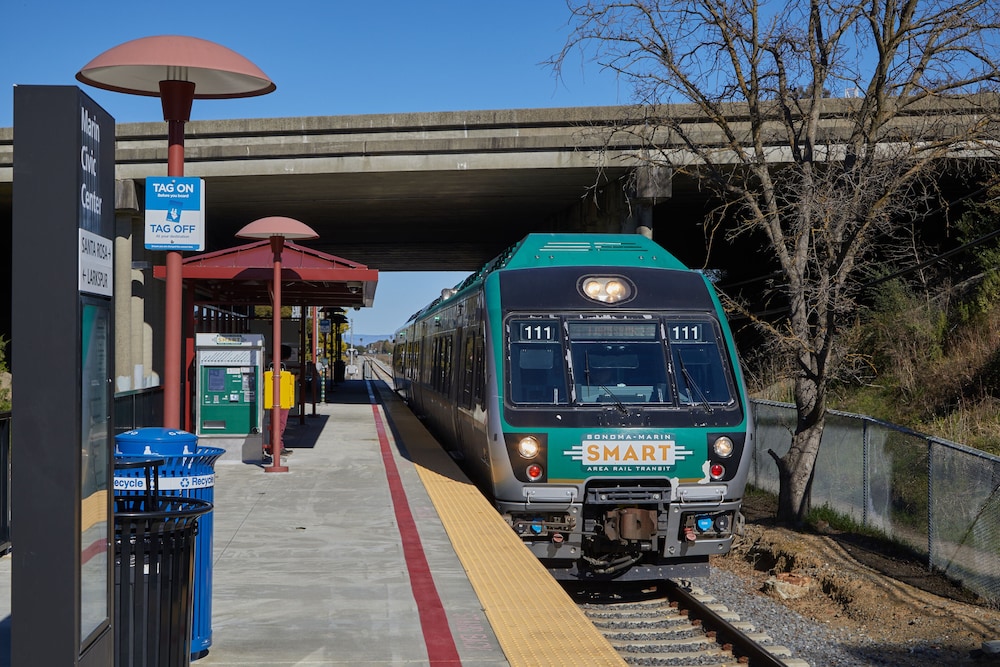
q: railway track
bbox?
[574,579,807,666]
[365,356,394,387]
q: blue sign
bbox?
[144,176,205,250]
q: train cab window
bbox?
[507,319,568,404]
[568,321,671,404]
[667,321,734,405]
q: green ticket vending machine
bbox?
[195,333,265,435]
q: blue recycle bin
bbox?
[114,428,224,660]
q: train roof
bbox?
[400,234,693,327]
[497,233,688,271]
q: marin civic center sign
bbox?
[12,85,116,667]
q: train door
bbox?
[455,329,477,460]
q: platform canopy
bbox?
[153,239,378,308]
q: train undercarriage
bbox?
[502,481,742,581]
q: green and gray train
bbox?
[393,233,754,581]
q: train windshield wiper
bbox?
[584,351,629,415]
[599,384,630,416]
[676,354,714,414]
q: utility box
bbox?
[195,333,264,436]
[263,369,296,409]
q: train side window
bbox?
[431,337,440,390]
[473,334,486,409]
[431,334,453,394]
[461,335,475,409]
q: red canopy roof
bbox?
[153,240,378,308]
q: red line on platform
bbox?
[366,382,462,665]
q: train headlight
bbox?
[712,436,734,458]
[605,279,626,299]
[517,436,541,459]
[578,276,634,304]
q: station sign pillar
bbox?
[12,86,116,666]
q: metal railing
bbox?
[113,386,165,434]
[750,399,1000,604]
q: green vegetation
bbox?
[785,197,1000,456]
[805,501,926,556]
[829,283,1000,457]
[746,177,1000,459]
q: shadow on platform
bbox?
[280,414,329,450]
[320,379,376,405]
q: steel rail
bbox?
[664,579,791,667]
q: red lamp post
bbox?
[76,35,275,429]
[236,217,319,472]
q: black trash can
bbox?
[115,429,224,659]
[114,458,211,667]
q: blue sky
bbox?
[2,1,626,336]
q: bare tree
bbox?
[553,0,1000,523]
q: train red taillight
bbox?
[709,464,725,480]
[526,464,544,481]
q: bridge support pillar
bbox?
[548,165,671,239]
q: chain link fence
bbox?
[750,399,1000,605]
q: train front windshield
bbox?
[508,317,735,407]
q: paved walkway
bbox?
[0,379,508,666]
[192,379,506,665]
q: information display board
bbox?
[144,176,206,250]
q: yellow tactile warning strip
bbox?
[374,387,626,667]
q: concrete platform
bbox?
[187,379,508,665]
[0,379,507,666]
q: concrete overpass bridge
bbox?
[0,99,988,387]
[2,105,684,274]
[2,98,986,270]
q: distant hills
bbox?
[350,334,393,348]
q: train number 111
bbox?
[521,324,556,341]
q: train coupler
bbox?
[602,507,657,543]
